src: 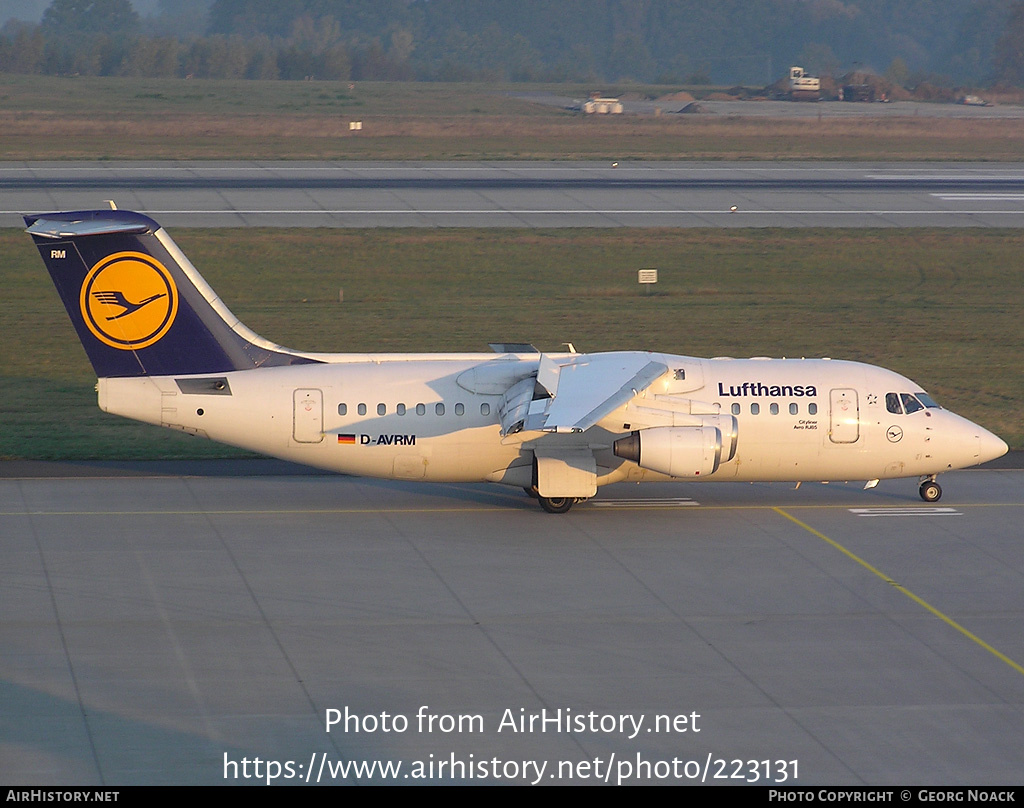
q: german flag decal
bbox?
[337,434,356,444]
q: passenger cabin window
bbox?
[731,403,740,415]
[357,403,367,416]
[338,403,347,416]
[455,403,465,416]
[789,403,798,415]
[377,403,386,416]
[397,403,406,416]
[416,403,426,416]
[436,403,445,416]
[750,403,760,415]
[770,403,779,415]
[481,403,490,416]
[808,403,817,415]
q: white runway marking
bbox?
[591,497,700,508]
[146,208,1024,215]
[848,507,962,517]
[873,175,1024,181]
[1,165,931,174]
[931,193,1024,201]
[3,209,1015,217]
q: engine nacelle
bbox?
[696,414,738,462]
[613,426,723,478]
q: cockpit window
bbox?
[887,391,940,414]
[901,393,924,414]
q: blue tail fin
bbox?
[26,210,315,378]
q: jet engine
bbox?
[613,425,724,478]
[686,414,737,462]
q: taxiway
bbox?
[3,468,1022,784]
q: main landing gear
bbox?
[919,476,942,502]
[524,487,579,514]
[538,496,575,514]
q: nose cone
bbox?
[937,411,1009,470]
[977,428,1009,465]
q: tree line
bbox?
[4,0,1024,87]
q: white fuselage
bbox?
[97,352,1006,489]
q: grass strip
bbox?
[2,76,1024,161]
[2,227,1020,459]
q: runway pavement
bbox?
[5,161,1024,228]
[2,468,1022,784]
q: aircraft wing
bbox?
[528,353,667,433]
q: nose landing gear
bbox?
[919,476,942,502]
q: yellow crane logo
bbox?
[80,252,178,350]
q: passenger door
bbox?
[829,388,859,444]
[293,388,324,443]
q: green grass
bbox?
[0,75,567,117]
[2,227,1021,460]
[3,75,1024,161]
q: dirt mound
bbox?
[837,71,912,102]
[656,91,696,103]
[910,82,957,103]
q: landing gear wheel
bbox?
[524,487,539,499]
[919,480,942,502]
[538,496,574,514]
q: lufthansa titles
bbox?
[717,382,817,398]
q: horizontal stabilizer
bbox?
[27,214,152,239]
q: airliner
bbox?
[26,209,1008,513]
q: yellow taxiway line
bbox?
[774,506,1024,679]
